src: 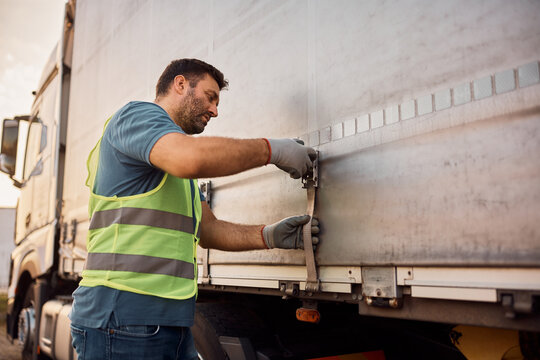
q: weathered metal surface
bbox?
[362,267,398,299]
[64,0,540,269]
[317,99,540,266]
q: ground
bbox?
[0,292,22,360]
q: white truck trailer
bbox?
[2,1,540,359]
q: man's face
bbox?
[174,74,220,135]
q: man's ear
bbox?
[173,75,187,95]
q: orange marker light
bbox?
[296,307,321,323]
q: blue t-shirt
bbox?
[70,101,204,328]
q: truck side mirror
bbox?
[0,119,20,176]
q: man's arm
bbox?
[149,133,317,179]
[150,133,269,179]
[199,202,319,251]
[199,201,267,251]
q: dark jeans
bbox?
[70,322,198,360]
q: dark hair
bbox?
[155,58,228,97]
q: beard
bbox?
[173,88,210,135]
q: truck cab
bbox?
[1,3,75,359]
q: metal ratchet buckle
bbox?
[302,151,319,189]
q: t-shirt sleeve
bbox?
[107,102,184,166]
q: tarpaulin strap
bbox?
[303,152,319,292]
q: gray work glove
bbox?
[267,139,317,179]
[262,215,320,249]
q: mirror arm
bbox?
[10,176,23,189]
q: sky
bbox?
[0,0,66,207]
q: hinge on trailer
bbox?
[500,291,539,318]
[302,152,320,293]
[280,282,300,298]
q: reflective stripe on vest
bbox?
[86,252,195,279]
[89,207,195,233]
[89,206,202,238]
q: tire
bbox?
[19,283,36,360]
[192,302,271,360]
[18,283,48,360]
[192,305,228,360]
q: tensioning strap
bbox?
[302,152,319,292]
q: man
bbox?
[70,59,318,359]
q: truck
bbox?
[2,0,540,359]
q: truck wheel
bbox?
[18,283,48,360]
[18,283,37,360]
[192,302,273,360]
[192,305,228,360]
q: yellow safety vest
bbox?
[80,118,202,300]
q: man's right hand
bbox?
[267,139,317,179]
[262,215,320,249]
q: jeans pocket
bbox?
[112,324,161,338]
[70,324,86,360]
